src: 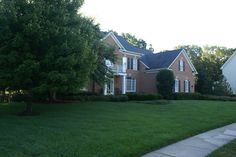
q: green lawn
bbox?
[0,100,236,157]
[208,139,236,157]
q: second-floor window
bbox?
[127,57,138,70]
[179,60,185,71]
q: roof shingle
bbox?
[114,34,152,55]
[140,49,183,69]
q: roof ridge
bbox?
[114,33,152,55]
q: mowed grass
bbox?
[0,100,236,157]
[208,139,236,157]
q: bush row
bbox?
[8,92,236,102]
[126,93,163,101]
[57,95,128,102]
[172,92,205,100]
[173,92,236,101]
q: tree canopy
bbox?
[0,0,106,106]
[122,33,147,49]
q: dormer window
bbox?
[179,60,185,71]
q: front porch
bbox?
[104,75,137,95]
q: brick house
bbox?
[88,32,198,95]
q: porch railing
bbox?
[110,64,126,73]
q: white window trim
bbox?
[180,60,184,72]
[126,78,136,92]
[175,79,179,93]
[133,58,138,71]
[184,80,189,93]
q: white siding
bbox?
[222,52,236,94]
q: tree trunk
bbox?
[2,89,6,102]
[92,80,95,93]
[25,101,33,113]
[18,93,36,116]
[52,91,57,102]
[49,91,57,102]
[25,92,33,114]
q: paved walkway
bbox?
[141,123,236,157]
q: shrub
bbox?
[108,95,129,102]
[173,93,206,100]
[212,78,233,96]
[58,95,128,102]
[203,95,236,101]
[156,70,175,99]
[126,93,163,101]
[11,93,28,102]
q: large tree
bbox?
[0,0,102,114]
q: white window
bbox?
[184,80,190,93]
[133,58,138,70]
[175,79,179,93]
[179,60,185,72]
[127,57,138,71]
[107,79,114,95]
[126,77,136,92]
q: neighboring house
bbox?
[221,51,236,94]
[88,32,198,95]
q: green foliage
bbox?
[156,70,175,99]
[173,93,205,100]
[0,0,103,100]
[126,93,163,101]
[176,45,235,95]
[122,33,147,49]
[90,42,115,88]
[212,78,232,96]
[58,94,128,102]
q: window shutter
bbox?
[183,80,186,92]
[137,59,140,70]
[179,80,181,92]
[131,58,133,70]
[188,81,190,92]
[178,60,181,71]
[127,58,130,69]
[183,61,185,71]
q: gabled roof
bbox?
[221,51,236,70]
[140,49,183,69]
[114,34,152,55]
[102,32,152,55]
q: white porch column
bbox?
[122,75,126,94]
[122,57,127,73]
[104,84,107,95]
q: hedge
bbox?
[126,93,163,101]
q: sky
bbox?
[80,0,236,52]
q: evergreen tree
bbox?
[156,70,175,99]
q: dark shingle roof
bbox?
[140,49,183,69]
[114,34,152,55]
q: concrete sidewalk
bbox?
[141,123,236,157]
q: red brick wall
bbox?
[170,53,195,92]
